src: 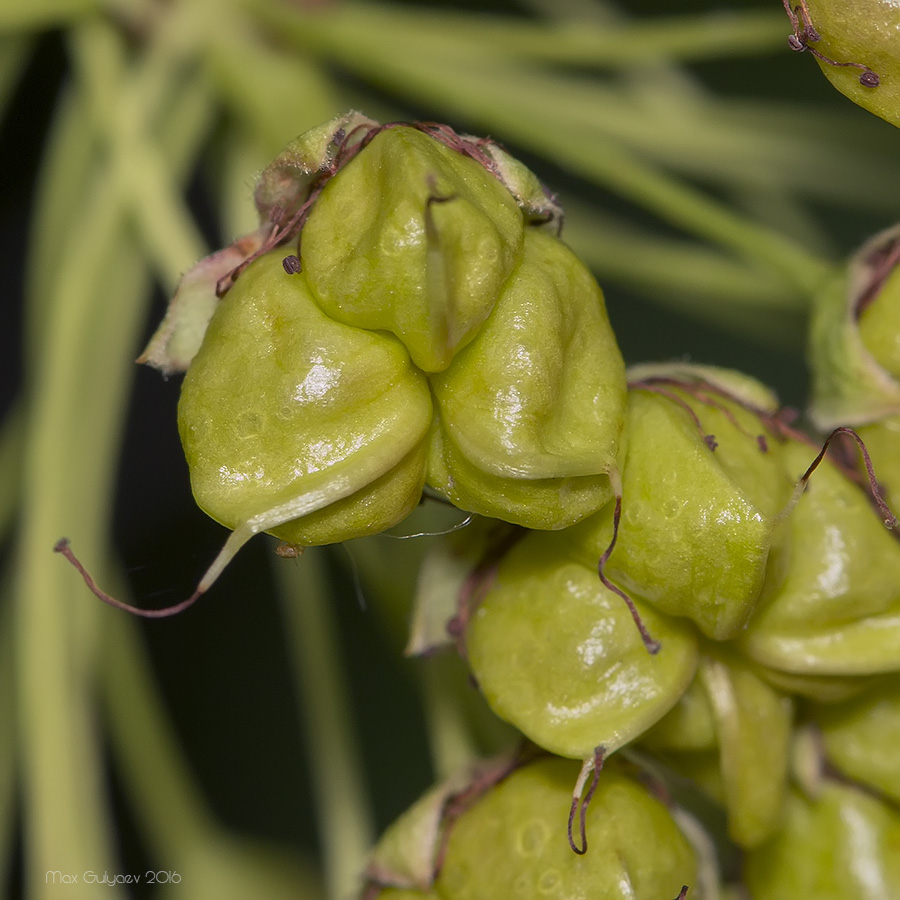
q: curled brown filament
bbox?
[598,493,661,656]
[567,746,606,855]
[54,538,203,618]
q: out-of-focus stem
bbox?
[260,2,833,299]
[0,403,23,547]
[0,582,17,894]
[15,10,214,897]
[101,614,216,859]
[70,19,208,293]
[252,2,786,68]
[420,656,480,781]
[273,549,375,900]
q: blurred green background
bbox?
[2,0,899,897]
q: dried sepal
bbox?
[138,228,268,375]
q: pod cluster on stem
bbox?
[57,114,900,898]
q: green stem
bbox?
[69,18,208,293]
[252,1,786,68]
[101,609,324,900]
[0,402,24,547]
[16,162,148,900]
[256,4,832,298]
[100,614,218,858]
[272,549,375,900]
[0,0,99,31]
[562,203,804,311]
[0,581,17,893]
[419,656,481,781]
[15,12,214,896]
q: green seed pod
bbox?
[808,223,900,429]
[815,680,900,804]
[363,756,697,900]
[427,228,627,529]
[141,111,379,376]
[299,125,524,374]
[744,781,900,900]
[787,1,900,128]
[438,757,696,900]
[463,529,698,761]
[131,115,630,603]
[739,440,900,675]
[178,250,432,550]
[565,364,794,640]
[854,239,900,494]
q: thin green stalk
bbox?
[345,529,482,779]
[562,202,811,346]
[205,14,340,158]
[24,82,96,338]
[273,549,375,900]
[419,656,481,781]
[15,10,215,895]
[16,177,148,900]
[16,68,157,889]
[101,611,324,900]
[100,614,223,856]
[0,403,24,547]
[69,18,208,293]
[0,34,31,117]
[0,0,100,31]
[255,1,786,68]
[0,579,18,895]
[254,1,900,213]
[562,203,802,312]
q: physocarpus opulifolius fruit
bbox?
[137,113,627,600]
[564,364,796,641]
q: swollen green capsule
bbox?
[744,780,900,900]
[565,365,794,640]
[427,227,627,530]
[739,440,900,675]
[363,756,698,900]
[808,223,900,430]
[815,680,900,804]
[463,529,698,761]
[178,250,433,550]
[134,115,630,600]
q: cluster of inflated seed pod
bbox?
[136,112,626,600]
[70,114,900,896]
[386,351,900,897]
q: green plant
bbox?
[5,1,900,898]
